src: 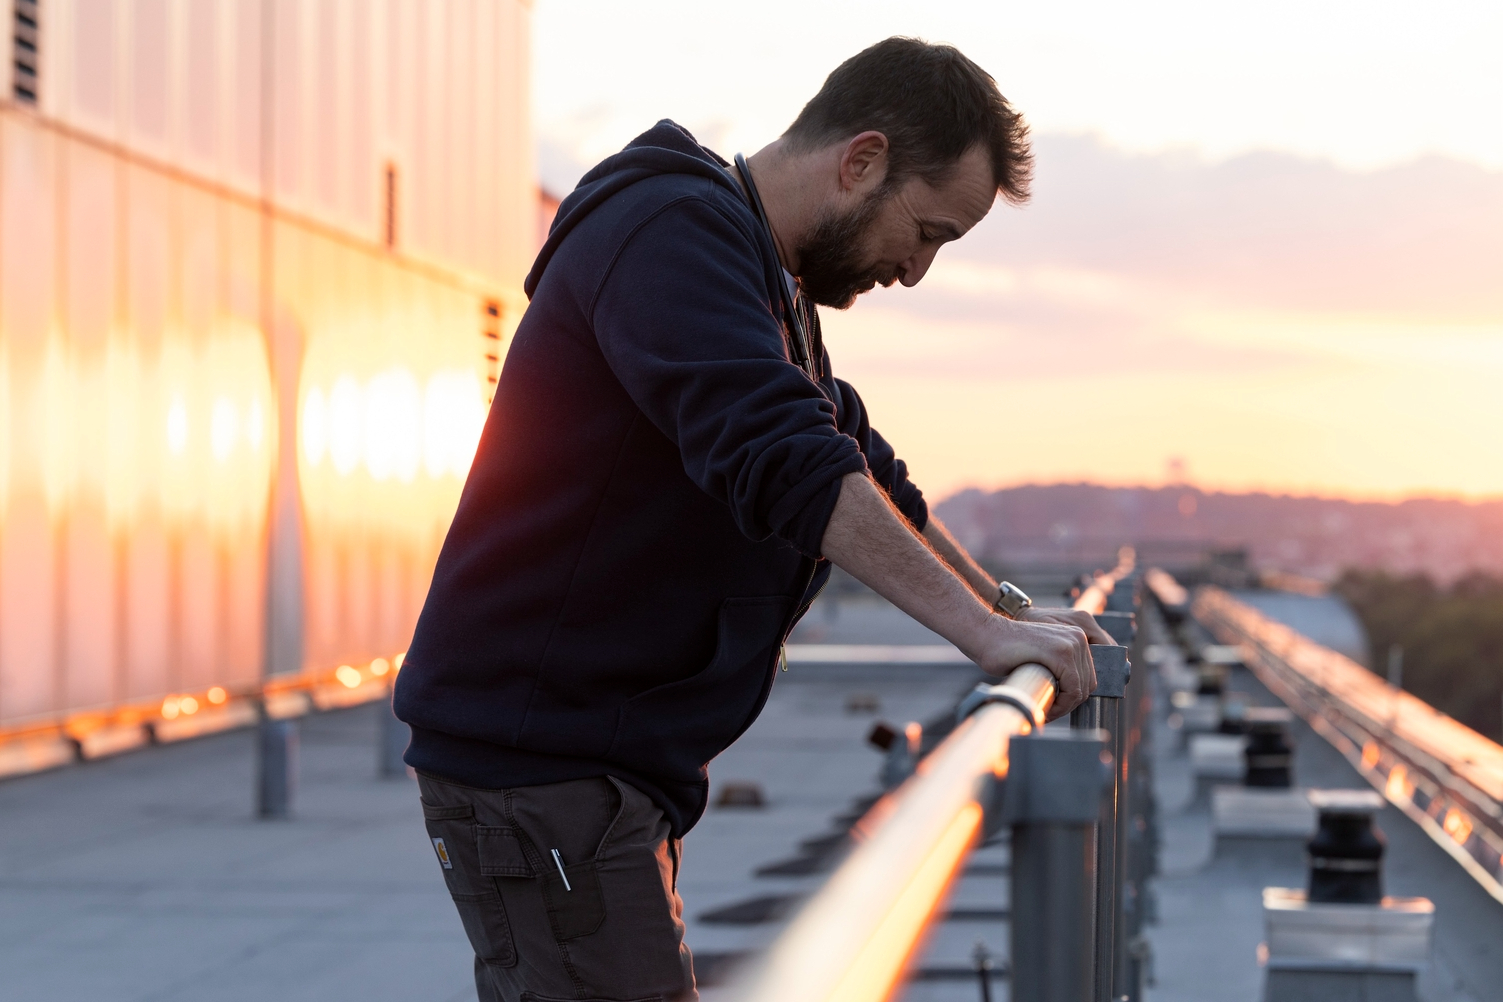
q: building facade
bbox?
[0,0,534,735]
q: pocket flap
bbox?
[478,826,534,877]
[422,802,476,821]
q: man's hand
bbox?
[1019,606,1115,647]
[968,614,1097,720]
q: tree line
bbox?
[1333,570,1503,741]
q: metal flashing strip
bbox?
[1195,586,1503,907]
[0,658,403,780]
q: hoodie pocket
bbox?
[609,596,792,776]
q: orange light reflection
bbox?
[1443,808,1473,846]
[826,801,983,1002]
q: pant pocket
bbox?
[451,892,518,968]
[423,803,520,968]
[541,858,607,940]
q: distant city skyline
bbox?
[533,2,1503,502]
[935,482,1503,585]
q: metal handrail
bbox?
[1143,567,1188,614]
[1195,585,1503,905]
[728,664,1058,1002]
[728,558,1142,1002]
[1076,547,1137,615]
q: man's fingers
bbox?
[1048,627,1096,720]
[1082,617,1114,646]
[1043,627,1088,719]
[1071,629,1094,708]
[1065,609,1114,646]
[1048,660,1083,720]
[990,619,1100,720]
[1081,633,1098,695]
[1028,608,1115,646]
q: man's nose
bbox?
[898,245,941,287]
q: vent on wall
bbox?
[482,301,502,404]
[13,0,39,103]
[383,162,398,248]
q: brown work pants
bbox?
[417,772,696,1002]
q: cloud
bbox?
[820,303,1312,383]
[948,135,1503,319]
[829,135,1503,377]
[816,136,1503,498]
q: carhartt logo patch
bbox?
[432,837,453,869]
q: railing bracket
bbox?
[957,681,1047,727]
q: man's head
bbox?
[781,37,1031,308]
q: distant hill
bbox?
[934,484,1503,584]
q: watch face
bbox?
[996,582,1032,618]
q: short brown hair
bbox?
[784,37,1032,204]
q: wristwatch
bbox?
[993,580,1033,619]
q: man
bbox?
[395,36,1109,1002]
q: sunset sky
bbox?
[532,1,1503,502]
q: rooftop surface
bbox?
[1144,641,1503,1002]
[0,592,982,1002]
[4,588,1501,1001]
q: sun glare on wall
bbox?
[300,368,484,484]
[296,339,489,546]
[1,320,275,536]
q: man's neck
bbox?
[735,140,815,277]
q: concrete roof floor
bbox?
[6,588,1500,1002]
[1144,656,1503,1002]
[0,593,982,1002]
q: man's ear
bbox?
[839,131,889,193]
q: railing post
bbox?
[1006,728,1112,1002]
[256,713,298,818]
[1099,589,1144,1002]
[379,679,410,778]
[1123,587,1158,1002]
[1072,644,1131,1002]
[259,307,306,819]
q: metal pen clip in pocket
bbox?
[550,848,572,891]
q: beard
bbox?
[795,191,901,310]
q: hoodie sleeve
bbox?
[590,196,868,556]
[830,374,928,531]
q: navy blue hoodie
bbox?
[395,121,927,836]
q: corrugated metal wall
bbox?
[0,0,534,729]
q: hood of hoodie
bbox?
[525,120,745,300]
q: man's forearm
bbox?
[818,473,1104,714]
[923,516,998,605]
[819,473,993,657]
[923,510,1116,646]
